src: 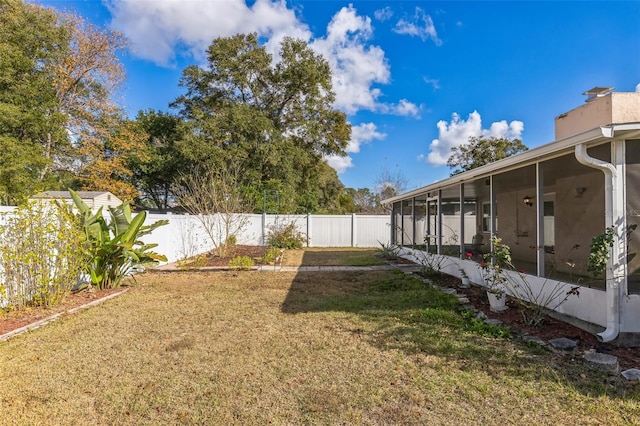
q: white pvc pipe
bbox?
[574,141,619,342]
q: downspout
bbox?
[575,132,620,342]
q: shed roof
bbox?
[31,191,115,200]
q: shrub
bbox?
[177,254,207,270]
[228,255,254,270]
[267,221,306,249]
[261,247,282,265]
[70,189,168,289]
[378,241,400,260]
[225,234,237,246]
[0,201,86,309]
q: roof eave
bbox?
[382,123,640,205]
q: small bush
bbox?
[228,255,254,270]
[0,201,86,309]
[225,234,237,246]
[261,247,282,265]
[177,254,207,269]
[267,221,306,249]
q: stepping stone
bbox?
[457,296,470,304]
[484,318,503,325]
[621,368,640,381]
[582,351,619,374]
[462,304,476,311]
[441,288,457,295]
[476,311,487,320]
[548,337,577,351]
[522,335,547,346]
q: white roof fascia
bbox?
[383,124,640,205]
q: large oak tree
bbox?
[172,33,350,213]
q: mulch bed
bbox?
[0,287,124,337]
[187,245,272,267]
[431,271,640,370]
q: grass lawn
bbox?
[282,247,387,267]
[0,268,639,425]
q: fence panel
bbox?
[355,215,391,247]
[0,208,390,264]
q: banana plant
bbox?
[70,189,168,289]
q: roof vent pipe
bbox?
[575,138,619,343]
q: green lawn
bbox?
[0,269,638,425]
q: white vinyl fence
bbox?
[141,213,391,263]
[0,208,390,264]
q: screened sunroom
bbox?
[385,89,640,346]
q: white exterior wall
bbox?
[400,248,608,329]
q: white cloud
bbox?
[636,83,640,92]
[327,122,387,173]
[379,99,421,117]
[423,76,440,89]
[108,1,417,118]
[326,154,353,174]
[107,0,309,66]
[374,7,393,22]
[393,7,441,46]
[311,5,391,114]
[422,111,524,166]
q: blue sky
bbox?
[37,0,640,191]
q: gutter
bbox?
[574,126,620,342]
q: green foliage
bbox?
[378,241,400,260]
[588,226,615,278]
[0,1,129,204]
[172,33,350,214]
[457,309,511,338]
[70,189,168,289]
[267,221,306,249]
[130,110,188,209]
[228,255,254,270]
[225,234,237,246]
[0,200,85,309]
[177,254,207,270]
[447,136,528,176]
[261,247,282,265]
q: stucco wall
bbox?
[555,92,640,140]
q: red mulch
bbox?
[0,287,122,337]
[434,272,640,370]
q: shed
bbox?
[30,191,122,210]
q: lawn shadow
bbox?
[280,252,640,401]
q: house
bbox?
[30,191,122,210]
[383,87,640,346]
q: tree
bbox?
[0,0,133,202]
[172,33,350,214]
[373,164,408,211]
[129,110,188,209]
[77,115,149,201]
[447,136,528,176]
[173,163,253,258]
[0,0,68,202]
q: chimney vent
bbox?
[583,86,614,102]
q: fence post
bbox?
[306,213,311,247]
[351,213,356,247]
